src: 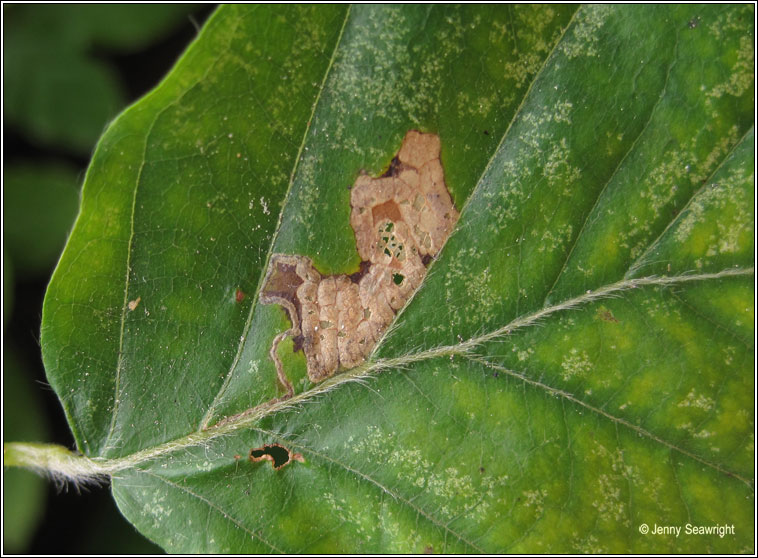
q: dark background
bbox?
[3,4,216,553]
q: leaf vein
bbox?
[250,428,487,553]
[134,469,284,553]
[200,5,353,429]
[541,24,681,306]
[464,355,752,489]
[627,125,755,277]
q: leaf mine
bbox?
[261,130,459,385]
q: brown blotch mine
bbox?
[261,130,459,384]
[596,306,619,323]
[249,443,304,470]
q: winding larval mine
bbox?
[261,130,459,388]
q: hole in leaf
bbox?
[249,443,304,470]
[392,273,404,285]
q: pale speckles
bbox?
[594,472,625,522]
[456,92,503,120]
[637,288,682,321]
[376,505,424,554]
[444,247,498,327]
[706,36,754,111]
[571,534,607,554]
[699,126,740,179]
[322,491,425,553]
[589,444,636,526]
[484,100,577,236]
[323,492,379,542]
[503,52,544,90]
[350,426,506,522]
[677,388,715,412]
[640,475,670,513]
[697,8,754,131]
[559,5,612,60]
[140,491,173,530]
[515,346,535,362]
[465,269,496,320]
[502,6,560,89]
[560,348,592,381]
[551,100,573,125]
[324,8,417,145]
[707,7,752,41]
[197,460,214,472]
[292,153,322,242]
[266,9,330,137]
[625,126,740,259]
[673,163,752,256]
[537,224,573,254]
[722,345,736,366]
[543,138,581,186]
[709,212,749,256]
[521,488,548,514]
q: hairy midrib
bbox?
[79,266,754,478]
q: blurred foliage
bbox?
[3,4,197,152]
[3,164,80,277]
[2,250,11,326]
[2,3,214,553]
[2,349,47,553]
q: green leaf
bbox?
[30,4,755,553]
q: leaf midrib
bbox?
[92,266,753,482]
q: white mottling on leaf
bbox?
[445,247,498,327]
[706,36,754,107]
[522,488,548,514]
[559,5,612,60]
[590,444,636,526]
[560,348,592,381]
[571,534,607,554]
[673,164,752,256]
[624,125,740,259]
[677,388,715,412]
[537,224,573,254]
[351,426,506,522]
